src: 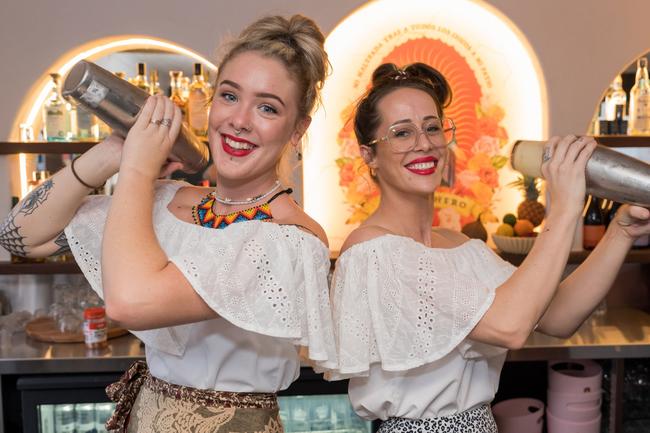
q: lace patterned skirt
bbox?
[377,404,497,433]
[105,361,282,433]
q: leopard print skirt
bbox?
[377,404,497,433]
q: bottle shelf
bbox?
[594,135,650,147]
[0,142,97,155]
[499,247,650,267]
[3,248,650,275]
[0,261,81,275]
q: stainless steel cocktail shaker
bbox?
[62,60,210,173]
[511,140,650,206]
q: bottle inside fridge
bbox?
[278,394,372,433]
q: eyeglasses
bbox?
[366,118,456,153]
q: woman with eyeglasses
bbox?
[324,62,650,432]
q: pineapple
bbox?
[512,176,546,227]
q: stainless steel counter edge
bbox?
[1,307,650,374]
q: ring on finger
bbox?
[150,119,162,126]
[542,147,552,163]
[158,118,172,127]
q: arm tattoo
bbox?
[18,179,54,216]
[52,231,70,256]
[0,179,55,257]
[0,208,28,256]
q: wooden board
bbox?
[25,317,128,343]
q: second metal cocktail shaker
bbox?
[511,140,650,206]
[62,60,210,173]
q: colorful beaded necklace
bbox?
[192,188,292,230]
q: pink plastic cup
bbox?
[547,389,602,422]
[546,409,601,433]
[492,398,544,433]
[548,360,602,394]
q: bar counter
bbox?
[0,307,648,373]
[0,307,648,433]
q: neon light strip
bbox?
[19,154,27,197]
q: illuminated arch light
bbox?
[304,0,548,252]
[12,36,217,197]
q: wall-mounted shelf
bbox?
[0,261,81,275]
[0,142,97,155]
[594,135,650,147]
[5,248,648,275]
[499,248,650,267]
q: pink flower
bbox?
[339,163,355,186]
[437,207,462,231]
[457,170,480,189]
[471,136,500,157]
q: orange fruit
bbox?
[496,223,515,237]
[513,219,535,237]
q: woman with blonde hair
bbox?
[0,14,335,432]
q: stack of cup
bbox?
[492,398,545,433]
[546,360,602,433]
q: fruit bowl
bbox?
[492,234,536,254]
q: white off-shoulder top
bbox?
[328,234,516,419]
[64,180,337,393]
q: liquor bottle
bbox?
[604,201,649,248]
[604,75,627,134]
[628,57,650,135]
[66,100,78,140]
[131,62,150,94]
[150,69,162,96]
[605,201,621,228]
[203,68,214,98]
[181,76,191,100]
[169,70,187,115]
[43,73,68,142]
[583,195,606,249]
[76,106,99,141]
[188,63,210,136]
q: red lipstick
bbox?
[221,134,256,157]
[404,156,438,176]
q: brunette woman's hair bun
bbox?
[370,63,403,84]
[403,63,451,108]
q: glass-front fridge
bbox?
[16,368,375,433]
[37,402,114,433]
[279,394,372,433]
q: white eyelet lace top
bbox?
[327,234,516,419]
[64,180,337,393]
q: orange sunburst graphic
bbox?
[335,37,510,229]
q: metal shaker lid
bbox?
[62,60,91,97]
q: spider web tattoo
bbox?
[0,179,55,256]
